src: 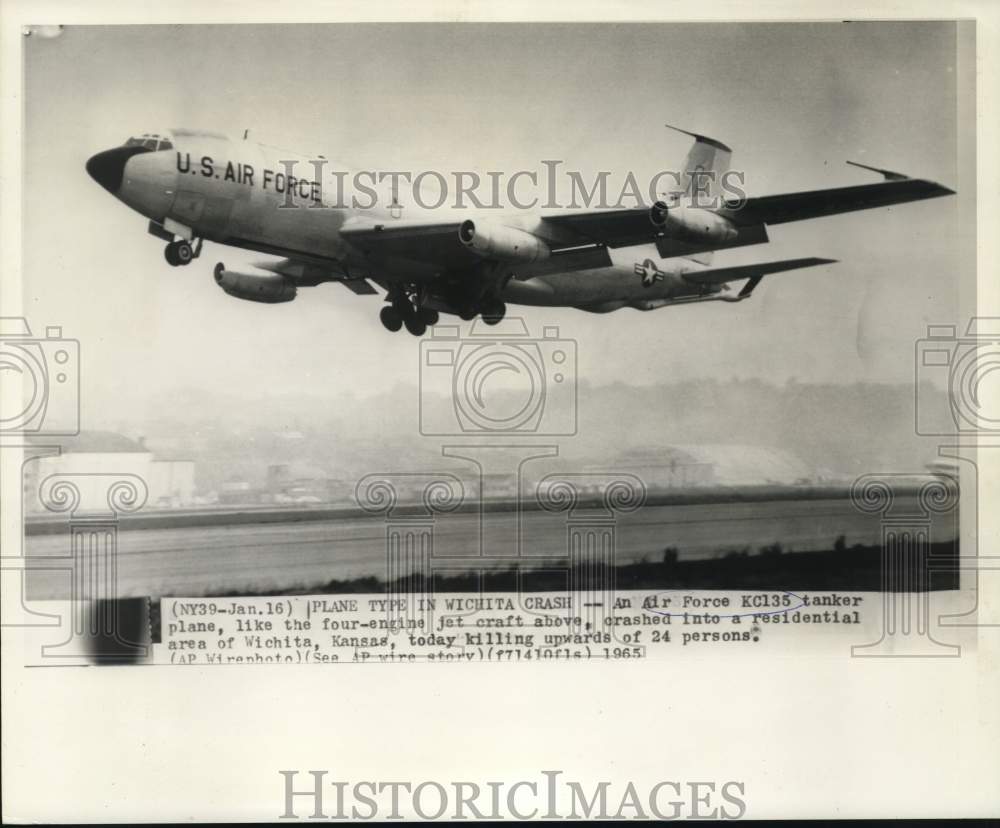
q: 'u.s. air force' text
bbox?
[176,152,323,203]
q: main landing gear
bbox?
[480,300,507,326]
[379,297,507,334]
[164,237,202,267]
[380,299,439,336]
[379,286,441,336]
[457,300,507,325]
[379,280,507,335]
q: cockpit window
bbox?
[124,133,173,151]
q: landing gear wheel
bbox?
[380,305,403,332]
[458,306,477,321]
[404,315,427,337]
[481,301,506,326]
[165,240,193,266]
[173,240,194,265]
[418,308,439,326]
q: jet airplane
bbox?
[86,126,954,335]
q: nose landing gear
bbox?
[164,237,202,267]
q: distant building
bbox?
[598,444,814,491]
[24,431,195,512]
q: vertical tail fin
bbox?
[664,123,733,203]
[663,124,733,265]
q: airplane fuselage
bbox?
[92,129,735,313]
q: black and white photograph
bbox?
[2,4,997,822]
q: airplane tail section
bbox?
[664,124,734,265]
[680,256,837,299]
[665,123,733,204]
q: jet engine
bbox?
[649,201,738,243]
[458,219,550,262]
[213,263,297,303]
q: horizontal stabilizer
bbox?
[682,256,837,286]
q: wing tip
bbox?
[846,160,956,197]
[846,159,909,181]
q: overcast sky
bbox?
[22,22,972,428]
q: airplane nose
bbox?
[85,146,150,193]
[86,147,127,193]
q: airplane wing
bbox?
[337,210,759,274]
[340,210,757,258]
[717,163,954,227]
[337,158,953,274]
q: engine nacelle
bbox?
[458,219,550,262]
[213,263,296,304]
[649,202,738,244]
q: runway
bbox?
[23,492,957,599]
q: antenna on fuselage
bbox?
[243,129,249,140]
